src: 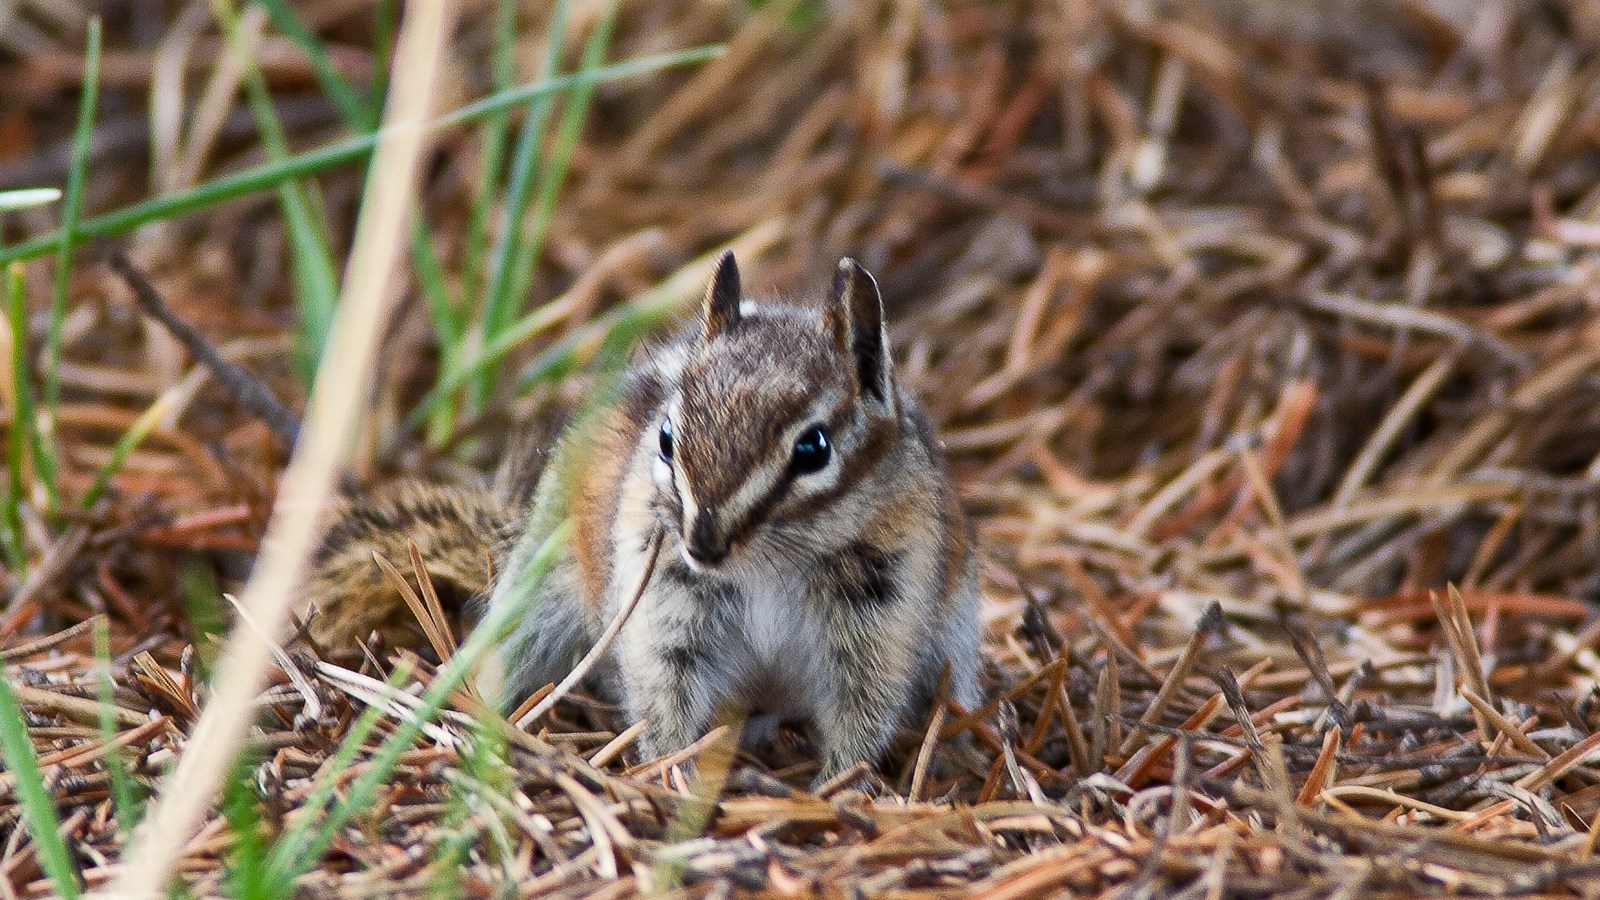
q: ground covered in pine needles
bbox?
[9,0,1600,896]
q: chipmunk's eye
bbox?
[790,425,831,475]
[659,419,675,461]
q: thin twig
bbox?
[108,250,301,447]
[515,529,662,731]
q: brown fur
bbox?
[298,481,517,650]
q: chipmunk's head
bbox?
[652,252,900,572]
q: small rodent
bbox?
[303,253,982,783]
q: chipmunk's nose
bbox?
[683,511,728,568]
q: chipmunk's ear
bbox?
[701,251,741,340]
[828,258,894,408]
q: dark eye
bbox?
[659,419,674,461]
[790,426,831,475]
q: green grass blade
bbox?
[277,183,341,382]
[0,484,21,575]
[28,17,100,512]
[0,46,723,267]
[256,0,374,130]
[44,17,101,461]
[1,262,24,572]
[80,391,174,509]
[430,734,485,900]
[509,296,677,399]
[504,1,618,326]
[0,259,22,566]
[436,47,718,131]
[266,524,571,885]
[0,188,62,213]
[5,263,41,573]
[0,669,82,898]
[0,202,49,567]
[461,0,521,309]
[423,0,520,445]
[407,301,576,428]
[220,744,273,900]
[407,237,724,429]
[177,556,226,675]
[0,132,371,264]
[371,0,396,120]
[411,219,457,351]
[246,0,463,419]
[209,0,340,382]
[93,618,144,836]
[473,0,573,409]
[418,216,461,444]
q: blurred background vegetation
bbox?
[6,0,1600,896]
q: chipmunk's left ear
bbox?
[701,250,742,340]
[828,258,895,408]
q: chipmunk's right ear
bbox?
[701,250,742,340]
[827,258,894,409]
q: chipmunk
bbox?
[305,253,982,781]
[480,252,981,779]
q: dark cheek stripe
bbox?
[677,386,813,502]
[721,409,866,547]
[680,407,892,550]
[832,542,903,608]
[721,475,793,552]
[653,487,684,542]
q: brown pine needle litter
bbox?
[11,0,1600,897]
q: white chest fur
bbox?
[737,567,811,658]
[722,563,825,716]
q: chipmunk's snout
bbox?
[682,511,729,569]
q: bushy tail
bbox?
[108,255,539,657]
[298,481,519,652]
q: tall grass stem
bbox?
[106,3,457,894]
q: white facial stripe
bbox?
[680,484,701,531]
[662,396,700,523]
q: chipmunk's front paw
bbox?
[809,755,880,794]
